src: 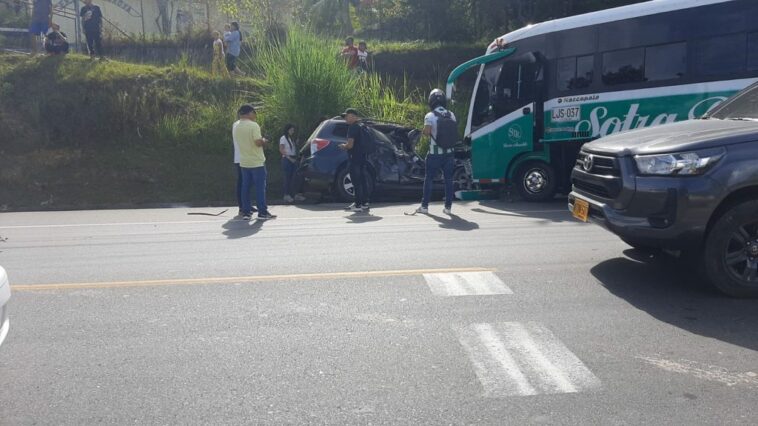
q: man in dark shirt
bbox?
[29,0,52,55]
[44,23,69,55]
[338,108,370,212]
[80,0,104,59]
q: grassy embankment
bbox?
[0,32,479,211]
[0,52,259,211]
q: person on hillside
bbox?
[211,31,229,78]
[29,0,52,56]
[224,22,245,76]
[223,23,231,49]
[337,108,370,212]
[234,104,275,221]
[279,124,306,203]
[357,41,369,73]
[340,37,358,70]
[80,0,104,60]
[415,89,457,215]
[44,23,69,55]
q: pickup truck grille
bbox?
[572,152,623,199]
[575,152,619,176]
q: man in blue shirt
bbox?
[29,0,52,55]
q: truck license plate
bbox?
[551,106,581,122]
[572,199,590,222]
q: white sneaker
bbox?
[443,207,452,215]
[294,194,306,202]
[350,205,364,212]
[283,195,294,203]
[415,206,428,214]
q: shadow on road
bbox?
[591,251,758,351]
[221,218,264,239]
[471,200,572,224]
[425,213,479,231]
[345,212,383,223]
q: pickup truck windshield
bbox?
[711,84,758,120]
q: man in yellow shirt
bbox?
[233,104,276,220]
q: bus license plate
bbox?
[572,199,590,222]
[551,106,581,122]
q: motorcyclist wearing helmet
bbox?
[415,89,457,215]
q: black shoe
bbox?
[257,213,277,220]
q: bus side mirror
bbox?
[522,107,532,115]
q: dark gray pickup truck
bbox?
[569,82,758,298]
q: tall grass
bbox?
[253,28,426,143]
[255,28,358,139]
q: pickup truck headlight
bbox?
[634,148,725,176]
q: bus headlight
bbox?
[634,148,725,176]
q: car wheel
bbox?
[335,167,375,203]
[514,161,556,202]
[704,200,758,298]
[452,166,474,192]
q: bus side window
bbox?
[695,33,746,76]
[645,42,686,81]
[558,55,594,91]
[602,47,645,85]
[749,32,758,71]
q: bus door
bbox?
[469,52,543,182]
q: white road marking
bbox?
[423,271,513,296]
[637,355,758,388]
[456,322,601,397]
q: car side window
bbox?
[332,124,348,138]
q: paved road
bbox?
[0,201,756,424]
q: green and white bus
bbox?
[446,0,758,201]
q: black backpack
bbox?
[432,110,458,149]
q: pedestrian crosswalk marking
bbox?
[423,271,512,296]
[455,322,601,397]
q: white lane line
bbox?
[424,271,512,296]
[455,322,601,397]
[637,355,758,388]
[458,324,537,396]
[500,322,577,394]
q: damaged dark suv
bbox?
[298,117,473,202]
[569,82,758,298]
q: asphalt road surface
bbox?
[0,200,756,425]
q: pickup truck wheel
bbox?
[704,200,758,298]
[514,161,556,202]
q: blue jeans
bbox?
[281,157,297,197]
[241,166,269,216]
[422,153,455,209]
[235,164,253,213]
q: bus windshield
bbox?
[471,53,542,131]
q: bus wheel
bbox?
[514,161,556,202]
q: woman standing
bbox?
[211,31,229,78]
[279,124,305,203]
